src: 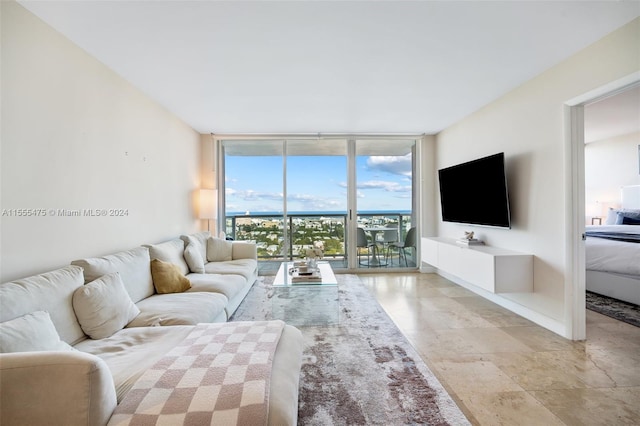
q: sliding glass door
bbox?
[353,139,416,269]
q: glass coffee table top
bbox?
[273,261,338,287]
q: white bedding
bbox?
[585,225,640,276]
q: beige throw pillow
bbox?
[151,259,192,294]
[73,272,140,339]
[0,311,75,353]
[207,237,233,262]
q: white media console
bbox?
[421,237,533,293]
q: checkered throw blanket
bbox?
[108,320,285,426]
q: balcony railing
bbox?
[224,211,413,267]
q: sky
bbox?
[225,153,413,214]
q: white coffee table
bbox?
[272,261,339,326]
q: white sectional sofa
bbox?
[0,232,303,426]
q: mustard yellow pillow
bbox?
[150,259,191,294]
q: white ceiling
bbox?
[18,1,640,135]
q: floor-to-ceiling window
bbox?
[220,136,419,273]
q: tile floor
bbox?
[358,272,640,426]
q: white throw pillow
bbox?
[207,237,233,262]
[0,311,75,353]
[183,236,205,273]
[73,272,140,339]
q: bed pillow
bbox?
[605,208,620,225]
[0,311,75,353]
[73,272,140,339]
[621,215,640,225]
[609,208,640,224]
[207,237,233,262]
[151,259,192,294]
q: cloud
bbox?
[226,188,283,201]
[366,154,412,177]
[338,180,411,193]
[356,180,412,192]
[226,187,344,211]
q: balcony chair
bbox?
[357,227,375,266]
[387,227,416,267]
[380,229,399,265]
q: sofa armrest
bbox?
[0,351,117,426]
[231,241,257,260]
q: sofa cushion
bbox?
[71,247,154,304]
[207,237,233,262]
[73,325,194,402]
[203,258,258,282]
[186,273,247,300]
[0,311,75,353]
[0,265,86,345]
[73,273,140,339]
[127,292,228,327]
[150,259,192,294]
[146,239,190,276]
[183,236,205,273]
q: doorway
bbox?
[565,72,640,340]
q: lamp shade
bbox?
[199,189,217,219]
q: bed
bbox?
[585,185,640,306]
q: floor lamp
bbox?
[199,189,217,232]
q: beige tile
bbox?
[501,326,582,352]
[435,285,478,298]
[488,350,612,391]
[586,308,620,325]
[452,296,536,328]
[585,321,640,351]
[460,391,565,426]
[585,347,640,387]
[531,387,640,426]
[431,355,523,396]
[406,327,534,356]
[416,305,496,330]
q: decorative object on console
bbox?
[456,231,484,246]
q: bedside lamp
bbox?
[199,189,217,231]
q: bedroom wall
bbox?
[585,132,640,222]
[0,2,201,282]
[434,18,639,336]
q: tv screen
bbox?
[438,152,511,228]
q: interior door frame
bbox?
[564,71,640,340]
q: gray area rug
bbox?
[230,274,470,425]
[586,291,640,327]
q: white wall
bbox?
[585,132,640,221]
[434,18,639,335]
[1,2,201,282]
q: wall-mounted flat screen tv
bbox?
[438,152,511,228]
